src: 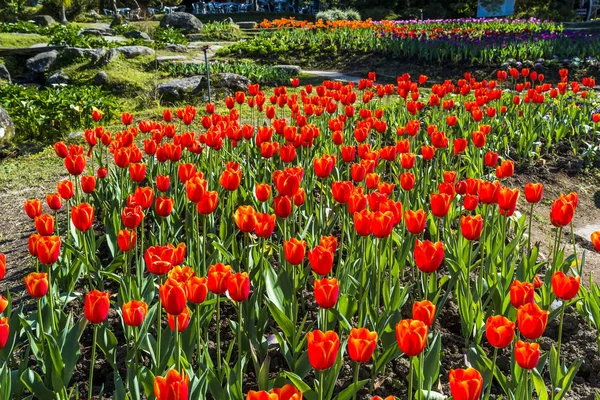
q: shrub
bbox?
[0,84,119,142]
[344,8,361,21]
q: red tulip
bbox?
[24,272,49,298]
[551,272,580,300]
[404,209,427,234]
[510,280,535,308]
[36,236,61,265]
[46,193,62,211]
[395,319,428,356]
[485,315,516,348]
[207,264,232,294]
[84,290,110,324]
[448,368,483,400]
[514,340,540,370]
[524,183,544,203]
[155,196,174,218]
[0,317,9,349]
[313,278,338,309]
[72,203,94,232]
[228,272,251,302]
[284,238,306,265]
[414,239,444,273]
[308,245,334,276]
[347,328,378,363]
[122,300,148,327]
[24,199,42,219]
[517,302,548,340]
[412,299,436,327]
[188,276,208,304]
[35,214,54,236]
[306,330,339,370]
[168,306,191,332]
[159,277,188,315]
[154,369,189,400]
[460,215,483,241]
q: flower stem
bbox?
[319,369,325,400]
[408,356,414,400]
[216,294,222,371]
[238,302,243,391]
[352,362,360,400]
[485,347,498,399]
[88,324,98,400]
[175,316,180,372]
[557,302,566,358]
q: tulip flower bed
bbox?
[219,18,600,68]
[1,69,600,400]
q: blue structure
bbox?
[477,0,515,17]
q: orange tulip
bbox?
[404,209,427,234]
[592,231,600,251]
[186,176,207,203]
[448,368,483,400]
[308,245,334,276]
[24,199,42,219]
[57,180,74,200]
[155,196,174,217]
[551,272,580,300]
[159,278,187,315]
[84,290,110,324]
[347,327,378,363]
[228,272,251,302]
[154,369,189,400]
[430,193,452,218]
[414,239,444,273]
[207,264,232,294]
[168,307,191,332]
[460,215,483,241]
[514,340,540,370]
[220,164,242,191]
[255,213,276,237]
[313,278,338,309]
[0,295,7,314]
[144,245,174,275]
[122,300,148,327]
[46,193,62,211]
[270,384,302,400]
[306,330,339,370]
[524,183,544,203]
[371,210,394,238]
[550,196,575,227]
[517,303,548,340]
[395,319,428,356]
[319,236,338,252]
[497,186,519,217]
[37,236,61,265]
[0,317,8,349]
[72,203,95,232]
[24,272,49,298]
[485,315,516,348]
[509,280,535,308]
[284,238,306,265]
[187,276,208,304]
[255,184,272,202]
[412,300,436,327]
[234,206,256,233]
[35,214,55,236]
[118,229,137,252]
[246,391,279,400]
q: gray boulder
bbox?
[94,71,109,85]
[124,30,152,41]
[165,44,188,52]
[212,73,251,92]
[81,27,115,36]
[116,45,155,58]
[237,21,257,29]
[273,65,302,75]
[90,10,102,20]
[157,76,203,102]
[47,71,69,85]
[0,106,15,144]
[62,47,107,62]
[0,64,10,83]
[160,12,203,32]
[97,48,119,66]
[26,50,59,73]
[31,15,56,26]
[186,33,204,41]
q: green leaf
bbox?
[266,299,294,340]
[138,366,155,399]
[20,369,55,400]
[334,379,369,400]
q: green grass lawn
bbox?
[0,33,49,48]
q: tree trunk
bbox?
[60,4,68,24]
[254,0,259,11]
